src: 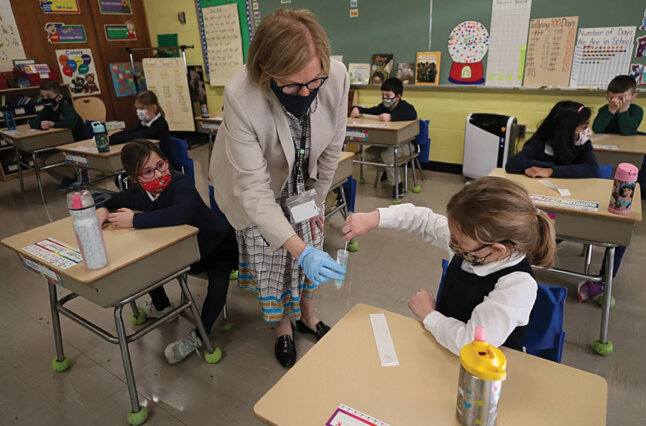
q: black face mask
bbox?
[270,80,318,119]
[42,98,59,108]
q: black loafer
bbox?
[296,320,331,341]
[275,323,296,367]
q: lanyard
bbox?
[293,114,309,193]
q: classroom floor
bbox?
[0,143,644,426]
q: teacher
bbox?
[209,9,348,367]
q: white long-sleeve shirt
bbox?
[377,203,537,356]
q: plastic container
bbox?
[456,327,507,426]
[91,121,110,153]
[608,163,638,215]
[335,249,349,289]
[200,102,209,118]
[3,110,16,130]
[67,190,109,270]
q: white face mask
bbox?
[136,109,150,122]
[575,127,591,146]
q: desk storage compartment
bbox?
[10,129,74,151]
[554,214,635,246]
[331,155,354,187]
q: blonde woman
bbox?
[209,9,349,367]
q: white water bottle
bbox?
[67,190,108,270]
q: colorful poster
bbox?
[370,54,393,84]
[56,48,101,97]
[98,0,131,14]
[104,21,136,41]
[202,3,244,86]
[0,2,26,72]
[485,0,532,87]
[143,57,195,131]
[569,27,636,89]
[523,17,578,88]
[45,22,87,43]
[109,62,146,97]
[415,52,441,85]
[39,0,81,14]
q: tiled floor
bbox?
[0,143,644,425]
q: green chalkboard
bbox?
[257,0,646,86]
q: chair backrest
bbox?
[437,259,566,363]
[415,119,431,162]
[598,165,613,180]
[73,97,106,122]
[167,136,195,183]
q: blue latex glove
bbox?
[298,246,346,285]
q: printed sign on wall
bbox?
[39,0,81,14]
[56,48,101,97]
[45,22,87,43]
[104,21,136,40]
[0,2,27,72]
[98,0,132,15]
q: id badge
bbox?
[286,189,320,223]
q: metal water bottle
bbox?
[3,110,16,130]
[67,190,108,270]
[91,121,110,153]
[608,162,638,215]
[456,327,507,426]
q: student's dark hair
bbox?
[121,139,167,180]
[40,80,62,95]
[381,77,404,96]
[607,75,637,94]
[533,100,591,165]
[135,90,165,117]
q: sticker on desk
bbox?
[20,255,63,286]
[530,194,599,212]
[369,313,399,367]
[72,146,99,153]
[22,238,82,270]
[326,404,391,426]
[200,122,220,132]
[349,122,388,128]
[64,152,89,166]
[592,144,619,150]
[538,179,571,196]
[592,134,609,141]
[346,128,368,141]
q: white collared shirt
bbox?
[142,113,161,128]
[145,190,160,202]
[378,203,537,356]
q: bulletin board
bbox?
[257,0,646,88]
[195,0,252,85]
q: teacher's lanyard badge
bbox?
[285,114,320,224]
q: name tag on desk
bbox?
[346,128,368,141]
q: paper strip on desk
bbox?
[20,255,63,286]
[530,194,599,212]
[22,238,82,270]
[369,313,399,367]
[538,179,571,196]
[326,404,391,426]
[592,144,619,150]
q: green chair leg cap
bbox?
[127,406,149,426]
[130,310,147,326]
[219,322,235,332]
[392,199,403,205]
[595,295,615,309]
[358,177,366,184]
[412,185,422,193]
[51,356,71,372]
[204,347,223,364]
[592,339,613,355]
[229,270,239,280]
[347,241,359,252]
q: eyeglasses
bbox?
[449,239,515,264]
[275,76,328,95]
[139,160,169,181]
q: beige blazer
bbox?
[208,59,349,251]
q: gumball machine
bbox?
[448,21,489,84]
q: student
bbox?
[505,101,598,178]
[592,75,642,136]
[29,80,85,188]
[95,140,238,364]
[109,90,171,164]
[349,77,418,196]
[342,177,555,355]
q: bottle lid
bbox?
[459,327,507,381]
[66,190,95,210]
[614,163,638,183]
[91,121,106,133]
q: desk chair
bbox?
[167,136,195,183]
[412,119,431,182]
[73,97,106,122]
[437,259,567,363]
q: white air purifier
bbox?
[463,113,517,179]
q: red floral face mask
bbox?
[139,174,171,193]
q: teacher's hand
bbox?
[297,246,345,285]
[310,214,324,240]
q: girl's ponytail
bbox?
[530,210,556,268]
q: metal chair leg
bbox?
[416,158,424,181]
[583,244,593,275]
[15,147,24,192]
[33,152,46,204]
[411,156,419,189]
[177,273,216,354]
[113,305,142,415]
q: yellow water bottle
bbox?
[456,326,507,425]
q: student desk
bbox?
[55,138,159,191]
[1,218,220,425]
[489,168,642,355]
[0,124,74,204]
[254,303,607,426]
[346,118,420,202]
[194,115,222,160]
[593,133,646,171]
